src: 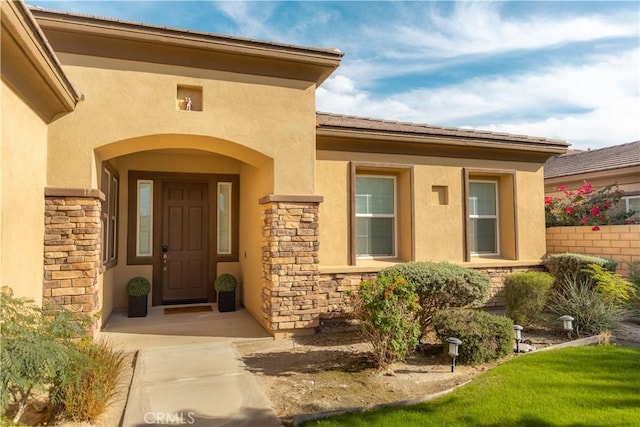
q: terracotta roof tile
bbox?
[544,140,640,178]
[316,112,569,147]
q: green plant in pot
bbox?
[126,276,150,318]
[214,273,237,312]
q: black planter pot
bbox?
[128,295,148,317]
[218,290,236,312]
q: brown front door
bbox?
[161,181,209,303]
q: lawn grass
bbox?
[303,345,640,426]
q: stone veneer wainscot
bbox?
[43,188,103,335]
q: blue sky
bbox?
[32,1,640,150]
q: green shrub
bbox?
[548,277,628,336]
[432,308,514,365]
[0,287,90,424]
[586,264,635,305]
[351,275,421,368]
[56,339,125,422]
[546,253,617,287]
[214,273,237,292]
[126,276,151,296]
[505,272,554,326]
[628,261,640,289]
[379,262,490,333]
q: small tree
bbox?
[351,276,421,369]
[0,287,90,423]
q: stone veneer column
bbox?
[260,195,325,335]
[43,188,103,335]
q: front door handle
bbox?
[162,253,167,271]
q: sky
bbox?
[31,1,640,150]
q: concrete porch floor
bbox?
[98,304,273,352]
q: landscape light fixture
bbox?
[559,315,574,340]
[446,337,462,373]
[513,324,523,354]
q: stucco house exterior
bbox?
[2,1,569,337]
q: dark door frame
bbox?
[127,171,240,306]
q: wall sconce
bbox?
[446,337,462,373]
[559,315,574,340]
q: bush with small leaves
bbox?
[432,308,514,365]
[546,253,617,289]
[379,262,490,334]
[214,273,237,293]
[505,272,554,326]
[351,275,421,368]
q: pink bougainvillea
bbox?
[544,181,635,230]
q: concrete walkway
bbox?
[99,306,282,427]
[121,342,282,427]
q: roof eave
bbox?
[317,127,568,162]
[31,8,343,86]
[1,0,81,123]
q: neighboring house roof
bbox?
[544,140,640,179]
[316,112,569,161]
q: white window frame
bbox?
[624,195,640,213]
[217,182,232,255]
[355,175,397,259]
[469,180,499,256]
[136,180,153,257]
[102,169,111,264]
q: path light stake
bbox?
[559,315,574,340]
[447,337,462,373]
[513,325,523,354]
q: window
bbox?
[355,175,396,258]
[468,180,499,255]
[217,182,232,255]
[624,195,640,213]
[136,180,153,256]
[101,163,118,267]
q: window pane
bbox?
[356,177,394,215]
[627,197,640,212]
[218,182,232,254]
[356,217,394,256]
[470,218,497,254]
[469,182,496,216]
[137,181,153,256]
[110,177,118,260]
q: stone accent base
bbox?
[260,196,323,333]
[43,188,103,335]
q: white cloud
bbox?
[317,49,640,149]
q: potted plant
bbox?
[214,273,237,312]
[126,276,150,318]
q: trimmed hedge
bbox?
[433,308,514,365]
[379,262,490,332]
[546,253,617,287]
[505,272,554,326]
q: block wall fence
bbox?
[546,224,640,278]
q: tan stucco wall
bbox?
[47,53,318,195]
[239,162,273,330]
[0,81,48,304]
[317,150,547,268]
